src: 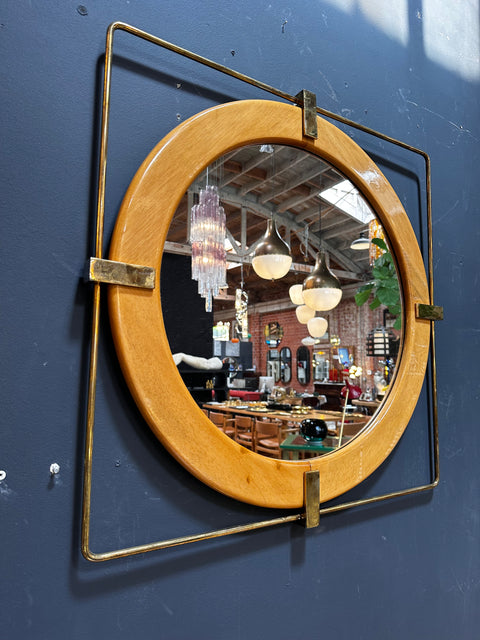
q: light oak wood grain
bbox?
[108,100,430,508]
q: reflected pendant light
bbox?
[350,231,369,251]
[301,336,317,346]
[289,284,304,305]
[252,218,292,280]
[296,304,315,324]
[303,251,342,311]
[307,316,328,338]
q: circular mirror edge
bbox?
[107,99,430,509]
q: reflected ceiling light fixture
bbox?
[190,184,227,312]
[295,304,315,324]
[252,146,292,280]
[301,336,317,346]
[307,316,328,338]
[350,231,370,251]
[302,201,342,311]
[251,219,292,279]
[289,284,305,305]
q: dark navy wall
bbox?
[2,2,479,638]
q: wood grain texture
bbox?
[108,100,430,508]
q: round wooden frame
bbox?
[108,100,430,509]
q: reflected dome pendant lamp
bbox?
[350,231,370,251]
[302,202,342,311]
[252,218,292,280]
[303,251,342,311]
[307,315,328,338]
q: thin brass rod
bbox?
[85,513,304,562]
[109,22,429,159]
[81,23,116,559]
[320,480,437,517]
[425,152,440,486]
[81,281,101,558]
[81,21,439,562]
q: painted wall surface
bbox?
[1,2,479,638]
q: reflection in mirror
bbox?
[280,347,292,383]
[296,346,310,385]
[161,143,402,460]
[266,350,280,383]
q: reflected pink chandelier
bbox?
[190,185,227,312]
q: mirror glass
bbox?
[296,346,310,385]
[266,350,280,383]
[161,143,402,460]
[280,347,292,383]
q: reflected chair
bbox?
[233,415,255,450]
[209,411,235,438]
[337,417,368,437]
[254,418,284,458]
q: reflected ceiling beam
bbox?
[295,202,336,223]
[220,151,270,188]
[277,188,319,212]
[291,229,360,274]
[260,165,330,204]
[215,282,361,319]
[184,185,363,275]
[321,220,362,241]
[163,241,362,281]
[239,149,306,196]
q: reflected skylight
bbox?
[320,179,374,225]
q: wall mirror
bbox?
[280,347,292,384]
[266,350,280,382]
[296,346,310,385]
[108,99,430,509]
[161,141,401,456]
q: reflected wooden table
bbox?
[279,433,351,460]
[351,399,381,415]
[202,402,343,427]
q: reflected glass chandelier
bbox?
[190,185,226,312]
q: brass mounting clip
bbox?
[88,257,155,289]
[296,89,318,139]
[415,303,444,321]
[304,470,320,528]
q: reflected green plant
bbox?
[354,238,401,330]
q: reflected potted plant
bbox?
[354,238,401,330]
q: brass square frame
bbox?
[82,22,440,562]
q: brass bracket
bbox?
[88,257,155,289]
[295,89,318,139]
[416,303,444,321]
[304,470,320,528]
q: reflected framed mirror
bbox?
[108,99,431,509]
[296,346,310,385]
[280,347,292,384]
[266,350,280,383]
